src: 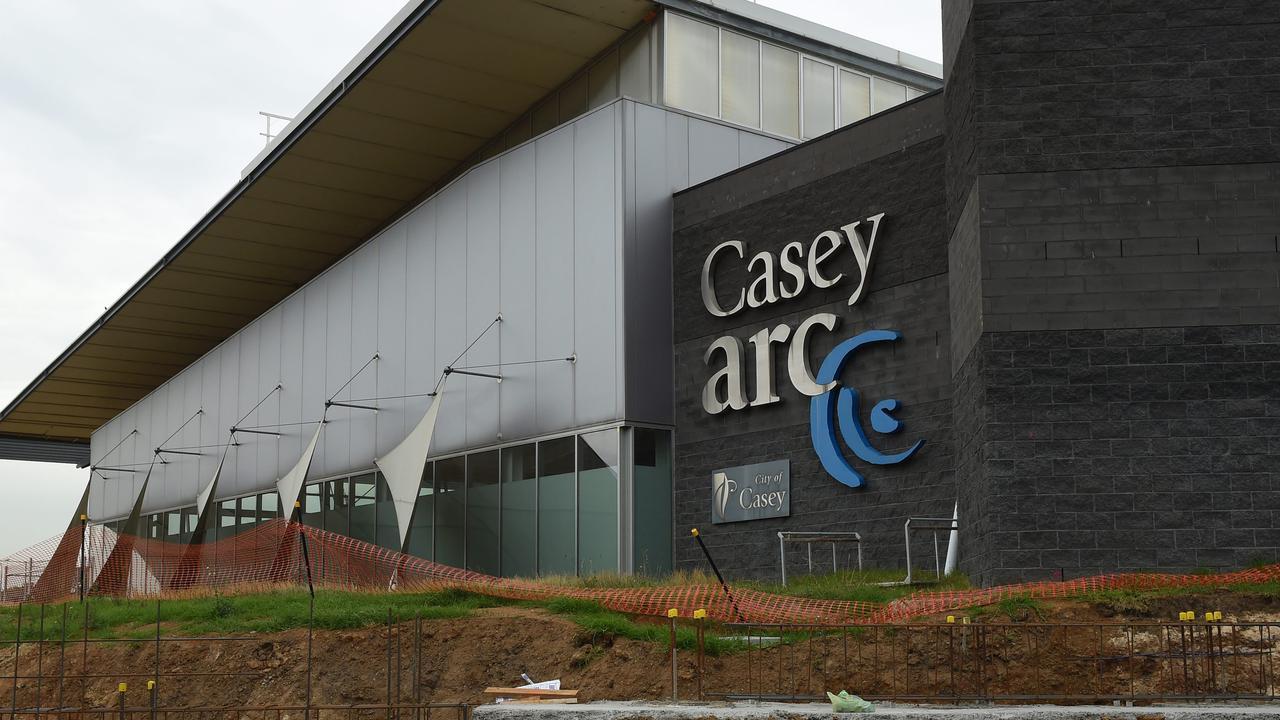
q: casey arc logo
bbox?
[809,329,924,488]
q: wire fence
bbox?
[693,620,1280,703]
[6,518,1280,625]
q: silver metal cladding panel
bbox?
[433,182,469,451]
[573,104,621,426]
[278,292,306,475]
[466,161,502,447]
[497,144,538,441]
[375,223,409,460]
[87,100,793,521]
[323,261,354,478]
[534,123,577,435]
[404,204,437,449]
[350,245,380,466]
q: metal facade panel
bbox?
[217,336,244,498]
[534,125,576,435]
[349,245,381,468]
[183,366,203,501]
[236,321,262,494]
[301,283,328,481]
[497,145,538,441]
[376,223,409,459]
[572,105,621,425]
[84,100,752,520]
[323,263,354,477]
[433,184,469,452]
[738,132,790,166]
[277,293,307,480]
[688,117,741,186]
[465,161,502,447]
[255,308,283,483]
[404,205,438,447]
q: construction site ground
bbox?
[4,584,1280,710]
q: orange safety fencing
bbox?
[4,518,1280,624]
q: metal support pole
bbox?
[667,611,678,702]
[153,599,161,714]
[35,604,44,720]
[778,533,787,587]
[79,516,87,603]
[12,602,22,720]
[305,593,314,719]
[690,529,745,622]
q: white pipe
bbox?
[943,501,959,576]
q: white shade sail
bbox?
[375,377,447,548]
[277,423,323,518]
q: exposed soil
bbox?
[4,591,1280,712]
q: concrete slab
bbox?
[474,700,1280,720]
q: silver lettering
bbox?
[788,313,839,397]
[701,240,745,317]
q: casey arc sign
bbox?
[698,212,925,489]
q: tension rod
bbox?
[444,367,502,381]
[155,448,202,457]
[229,427,282,437]
[326,400,379,412]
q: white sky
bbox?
[0,0,942,557]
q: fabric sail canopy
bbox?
[375,378,447,549]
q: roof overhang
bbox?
[0,0,655,461]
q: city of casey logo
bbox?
[699,213,924,489]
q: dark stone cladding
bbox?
[967,325,1280,587]
[945,0,1280,584]
[671,97,952,579]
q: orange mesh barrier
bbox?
[4,519,1280,624]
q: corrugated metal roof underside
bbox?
[0,0,654,451]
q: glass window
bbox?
[238,495,258,528]
[872,77,907,113]
[761,43,799,137]
[578,430,619,575]
[406,463,434,560]
[375,473,399,550]
[324,479,349,536]
[434,456,466,568]
[664,13,719,118]
[537,437,575,576]
[466,451,501,575]
[148,514,162,540]
[721,31,760,128]
[349,474,377,544]
[588,49,619,109]
[300,483,323,529]
[500,444,537,577]
[633,429,673,575]
[839,70,871,127]
[181,507,198,542]
[166,510,182,539]
[218,500,237,539]
[260,492,279,521]
[906,86,925,100]
[802,58,835,139]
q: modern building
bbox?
[4,0,1279,586]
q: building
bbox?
[3,0,1278,587]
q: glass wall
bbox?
[466,450,501,575]
[500,443,537,577]
[434,456,466,567]
[405,464,434,559]
[577,430,619,575]
[121,425,674,579]
[538,436,577,576]
[633,428,672,575]
[663,11,928,140]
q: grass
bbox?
[541,568,972,604]
[0,588,500,642]
[542,597,738,655]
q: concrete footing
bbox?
[474,700,1280,720]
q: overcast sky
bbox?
[0,0,942,557]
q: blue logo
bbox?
[809,329,924,488]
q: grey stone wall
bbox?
[945,0,1280,584]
